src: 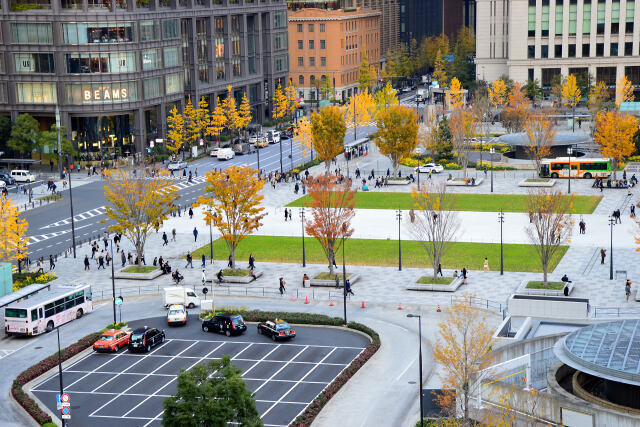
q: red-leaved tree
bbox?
[304,174,356,275]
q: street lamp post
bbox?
[56,326,67,427]
[341,223,349,326]
[68,157,77,258]
[109,237,116,324]
[498,211,504,275]
[55,106,63,179]
[609,216,615,280]
[289,135,293,171]
[208,207,213,264]
[489,147,495,193]
[256,143,261,178]
[567,147,573,194]
[397,209,402,271]
[299,208,306,267]
[406,314,424,427]
[279,136,283,173]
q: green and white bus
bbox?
[539,157,611,179]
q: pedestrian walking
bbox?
[294,182,299,194]
[579,219,586,234]
[625,279,632,302]
[248,253,255,269]
[227,255,232,268]
[84,255,90,271]
[49,254,55,271]
[105,252,111,266]
[185,252,193,268]
[36,260,44,274]
[162,232,168,246]
[201,254,206,268]
[121,251,126,267]
[631,204,636,218]
[335,274,340,288]
[461,267,468,283]
[279,277,286,295]
[437,263,443,276]
[601,248,606,264]
[345,279,354,296]
[172,228,177,242]
[193,227,198,241]
[98,255,105,269]
[483,257,490,272]
[284,208,288,222]
[91,243,97,259]
[189,207,194,219]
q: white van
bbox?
[10,170,35,183]
[267,131,281,144]
[163,287,200,308]
[217,147,235,160]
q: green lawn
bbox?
[222,268,249,276]
[526,281,565,290]
[314,272,353,280]
[121,266,157,274]
[417,276,454,285]
[287,192,601,214]
[191,236,567,273]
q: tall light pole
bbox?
[256,142,261,178]
[279,136,283,173]
[67,156,77,258]
[55,106,63,179]
[609,216,615,280]
[109,237,116,324]
[299,208,306,267]
[208,207,213,264]
[56,326,67,427]
[498,211,504,275]
[489,147,495,193]
[341,222,349,326]
[406,314,424,427]
[567,147,573,194]
[396,209,402,271]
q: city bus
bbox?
[4,283,93,336]
[539,157,612,179]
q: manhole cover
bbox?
[408,381,416,384]
[34,346,42,349]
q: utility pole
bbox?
[56,106,63,179]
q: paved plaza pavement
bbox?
[30,316,368,427]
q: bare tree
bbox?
[525,189,574,285]
[410,182,461,280]
[522,108,557,173]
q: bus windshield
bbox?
[5,308,27,318]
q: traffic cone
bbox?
[398,302,403,310]
[304,296,309,304]
[291,294,296,302]
[361,300,366,309]
[329,298,334,306]
[437,304,441,312]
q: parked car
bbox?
[93,329,131,353]
[248,134,258,144]
[10,170,35,183]
[167,161,187,171]
[128,327,165,352]
[267,130,281,144]
[253,134,268,148]
[217,147,235,160]
[202,313,247,337]
[209,147,220,157]
[0,173,16,185]
[415,163,444,174]
[401,86,411,93]
[257,319,296,341]
[167,304,188,326]
[232,143,255,155]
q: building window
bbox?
[65,52,137,73]
[555,3,563,35]
[320,39,326,49]
[597,1,605,34]
[309,57,315,66]
[625,42,633,56]
[165,73,182,94]
[164,47,180,67]
[274,11,287,29]
[541,45,549,58]
[568,44,576,57]
[569,2,577,35]
[142,49,161,70]
[611,0,620,34]
[140,20,159,41]
[541,2,550,37]
[320,24,325,32]
[297,24,303,32]
[555,44,562,58]
[528,45,535,58]
[625,66,640,86]
[309,40,314,49]
[596,66,616,86]
[528,68,534,81]
[583,1,591,34]
[541,68,561,88]
[610,43,619,56]
[626,1,634,33]
[144,77,162,99]
[582,43,590,56]
[14,53,54,73]
[17,82,56,104]
[62,0,83,8]
[11,23,52,44]
[528,4,536,37]
[162,19,180,39]
[596,43,604,56]
[273,33,287,50]
[308,24,314,32]
[310,75,315,84]
[215,17,225,81]
[321,57,326,66]
[298,57,304,66]
[298,40,303,49]
[274,54,287,73]
[299,75,304,85]
[231,15,241,77]
[62,22,134,44]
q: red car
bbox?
[93,329,131,353]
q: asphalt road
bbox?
[31,315,368,427]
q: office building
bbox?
[342,0,398,57]
[1,0,289,156]
[399,0,475,45]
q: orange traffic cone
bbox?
[291,293,296,302]
[398,302,403,310]
[304,296,309,304]
[329,298,334,306]
[361,300,366,309]
[437,304,441,312]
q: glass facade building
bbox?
[0,0,289,156]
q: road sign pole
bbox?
[56,327,66,427]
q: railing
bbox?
[592,307,640,318]
[450,295,504,314]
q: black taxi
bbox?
[257,319,296,341]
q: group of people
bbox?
[593,175,638,191]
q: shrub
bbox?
[474,161,516,171]
[444,162,461,170]
[13,272,56,292]
[628,155,640,162]
[400,154,433,168]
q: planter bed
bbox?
[207,270,263,284]
[518,178,556,187]
[446,177,484,186]
[406,276,464,292]
[385,179,411,186]
[310,273,360,288]
[517,280,573,296]
[114,266,162,280]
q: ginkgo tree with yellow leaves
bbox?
[310,106,347,172]
[220,86,240,136]
[345,91,375,140]
[104,169,178,266]
[446,77,465,110]
[595,110,638,179]
[196,166,266,271]
[373,105,418,176]
[285,82,298,122]
[561,74,581,131]
[616,75,634,107]
[272,82,289,128]
[0,194,28,265]
[295,116,313,161]
[373,81,398,113]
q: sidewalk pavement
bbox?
[9,173,98,212]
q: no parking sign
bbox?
[61,404,71,419]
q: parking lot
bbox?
[30,316,369,427]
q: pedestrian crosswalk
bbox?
[158,176,207,194]
[27,229,72,246]
[40,207,106,230]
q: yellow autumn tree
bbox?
[373,105,418,176]
[561,74,581,130]
[237,92,252,131]
[594,111,638,179]
[432,297,494,423]
[196,166,266,270]
[446,77,465,110]
[488,79,507,108]
[502,82,530,132]
[523,108,557,173]
[221,86,240,136]
[310,106,347,172]
[616,75,634,107]
[207,103,227,143]
[588,81,610,114]
[373,81,399,114]
[272,82,288,126]
[194,96,210,149]
[166,105,185,154]
[285,83,299,122]
[295,116,314,160]
[432,49,448,87]
[0,194,28,264]
[183,95,199,151]
[104,169,178,265]
[345,91,376,140]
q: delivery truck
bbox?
[163,287,200,308]
[416,89,426,103]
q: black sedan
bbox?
[257,319,296,341]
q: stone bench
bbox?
[446,177,484,187]
[518,179,556,187]
[516,280,574,297]
[206,270,263,284]
[406,276,465,292]
[309,274,360,287]
[114,268,163,280]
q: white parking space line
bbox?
[252,345,308,399]
[168,337,364,350]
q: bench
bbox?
[406,276,465,292]
[206,271,262,284]
[309,274,360,287]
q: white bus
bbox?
[4,284,93,336]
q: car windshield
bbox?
[131,333,144,341]
[231,316,243,325]
[99,335,114,341]
[5,308,27,318]
[169,310,183,315]
[276,323,291,330]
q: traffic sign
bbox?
[61,405,71,419]
[115,296,123,305]
[202,287,209,295]
[56,394,61,410]
[61,393,70,403]
[445,54,454,63]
